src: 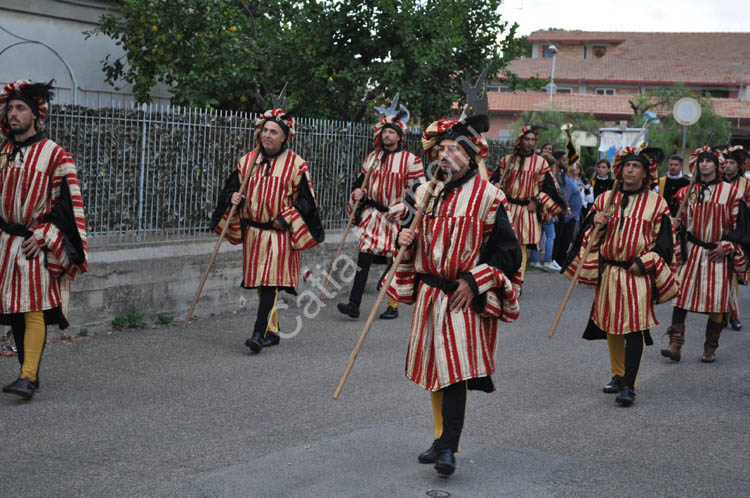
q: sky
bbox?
[502,0,750,35]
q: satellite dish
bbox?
[673,97,701,126]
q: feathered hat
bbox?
[689,146,725,175]
[612,146,660,186]
[0,79,54,138]
[725,145,748,166]
[253,83,295,142]
[513,125,543,153]
[422,68,490,179]
[372,92,410,148]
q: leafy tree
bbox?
[629,83,731,169]
[90,0,525,123]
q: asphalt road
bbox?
[2,268,749,498]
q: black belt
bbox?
[687,232,717,250]
[507,197,531,206]
[241,219,276,230]
[0,216,33,238]
[417,273,459,294]
[601,259,633,270]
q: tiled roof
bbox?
[488,92,750,120]
[507,31,750,86]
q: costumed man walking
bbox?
[721,146,750,331]
[211,92,324,353]
[655,155,690,217]
[490,126,565,294]
[0,80,88,400]
[661,147,747,363]
[389,99,521,476]
[337,96,424,320]
[564,148,678,406]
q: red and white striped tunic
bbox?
[565,189,678,335]
[214,149,314,291]
[675,180,746,313]
[0,138,88,319]
[494,153,561,244]
[387,173,519,392]
[348,149,424,256]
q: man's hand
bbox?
[593,212,610,227]
[526,200,537,213]
[21,236,41,259]
[707,245,728,262]
[671,217,681,229]
[230,192,244,206]
[398,228,417,248]
[273,219,285,231]
[385,211,398,223]
[449,279,475,312]
[628,262,642,276]
[353,188,365,201]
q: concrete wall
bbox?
[63,231,359,337]
[0,0,171,105]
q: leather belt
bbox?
[601,259,633,270]
[417,273,459,294]
[241,219,276,230]
[507,197,531,206]
[687,231,717,250]
[0,216,33,238]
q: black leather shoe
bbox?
[615,386,636,407]
[337,302,360,319]
[262,332,280,347]
[245,331,264,353]
[434,449,456,476]
[2,377,35,399]
[603,375,623,394]
[730,319,742,331]
[418,439,439,464]
[379,306,398,320]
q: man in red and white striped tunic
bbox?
[722,147,750,330]
[661,147,747,363]
[490,126,566,294]
[337,106,424,320]
[564,148,678,406]
[389,114,521,476]
[211,105,323,353]
[0,80,88,400]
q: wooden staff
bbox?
[548,179,621,338]
[674,166,698,222]
[319,165,375,299]
[183,146,261,328]
[333,176,439,400]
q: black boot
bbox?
[603,376,623,394]
[418,439,439,464]
[615,386,636,407]
[379,306,398,320]
[245,330,264,353]
[337,302,360,319]
[262,332,280,347]
[434,449,456,476]
[729,318,742,331]
[2,377,35,400]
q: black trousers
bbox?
[437,381,467,452]
[348,252,376,307]
[253,286,278,335]
[623,331,644,389]
[553,218,577,266]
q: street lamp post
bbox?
[548,44,558,106]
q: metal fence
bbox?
[45,103,512,245]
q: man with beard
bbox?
[661,147,747,363]
[655,155,690,217]
[564,148,677,406]
[490,127,565,294]
[337,98,424,320]
[389,110,521,476]
[211,95,324,353]
[0,80,88,400]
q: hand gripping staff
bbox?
[319,161,375,299]
[547,178,620,338]
[332,175,439,399]
[183,146,261,328]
